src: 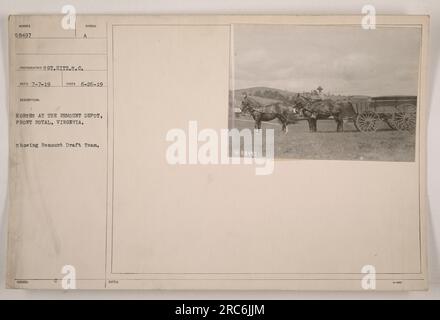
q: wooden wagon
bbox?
[351,95,417,132]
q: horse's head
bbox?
[240,93,253,114]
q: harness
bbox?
[296,101,318,119]
[242,99,278,115]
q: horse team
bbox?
[240,93,356,134]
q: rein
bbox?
[242,100,279,115]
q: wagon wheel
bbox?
[393,103,417,131]
[355,111,380,132]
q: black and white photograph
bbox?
[230,24,421,161]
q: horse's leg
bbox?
[338,118,343,132]
[307,119,313,132]
[312,113,319,132]
[282,120,288,134]
[256,119,262,132]
[254,114,261,132]
[282,112,289,134]
[275,115,287,134]
[280,116,288,134]
[335,114,343,132]
[312,119,317,132]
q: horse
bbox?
[240,94,297,134]
[293,94,355,132]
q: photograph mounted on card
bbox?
[6,15,429,290]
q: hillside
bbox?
[231,87,366,109]
[234,87,298,99]
[231,87,298,109]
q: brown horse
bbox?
[293,94,355,132]
[240,94,297,134]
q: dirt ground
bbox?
[231,116,416,162]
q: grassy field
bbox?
[231,116,416,162]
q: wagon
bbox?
[352,95,417,132]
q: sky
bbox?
[233,25,421,96]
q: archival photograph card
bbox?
[6,15,429,290]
